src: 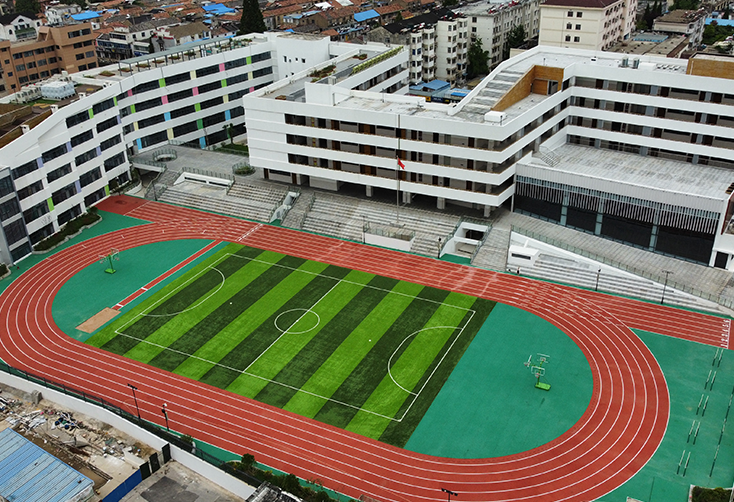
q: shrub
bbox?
[33,210,101,252]
[99,71,115,77]
[234,165,255,176]
[692,486,731,502]
[0,263,7,277]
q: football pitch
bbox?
[87,243,495,446]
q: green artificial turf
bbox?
[87,242,496,445]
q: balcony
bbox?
[15,28,36,41]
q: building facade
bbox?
[0,23,98,95]
[653,9,706,49]
[539,0,636,51]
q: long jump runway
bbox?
[0,195,727,502]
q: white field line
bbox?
[243,279,343,373]
[112,251,478,422]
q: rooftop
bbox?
[457,0,539,16]
[0,428,94,502]
[527,143,732,204]
[541,0,620,7]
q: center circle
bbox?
[274,308,321,334]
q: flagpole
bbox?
[396,114,400,225]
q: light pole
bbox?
[127,383,141,421]
[437,237,442,259]
[661,270,673,304]
[595,268,601,291]
[441,488,458,502]
[162,403,169,431]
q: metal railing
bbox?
[512,225,734,310]
[181,167,235,182]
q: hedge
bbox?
[33,208,100,252]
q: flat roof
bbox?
[529,143,732,202]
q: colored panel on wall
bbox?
[74,180,81,193]
[223,95,229,103]
[113,97,117,106]
[96,147,102,156]
[190,70,196,79]
[221,79,227,88]
[159,78,166,88]
[196,119,204,129]
[219,63,225,71]
[104,185,110,196]
[127,89,133,97]
[89,109,94,119]
[37,157,43,168]
[225,110,231,121]
[161,95,169,105]
[47,198,54,212]
[194,103,201,112]
[133,122,139,131]
[199,137,206,148]
[136,139,142,150]
[164,112,171,121]
[246,56,252,64]
[193,87,199,96]
[131,104,136,113]
[167,129,174,140]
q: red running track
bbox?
[0,195,725,502]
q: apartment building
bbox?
[0,13,42,43]
[652,9,706,49]
[243,46,734,268]
[456,0,541,66]
[0,23,98,95]
[0,33,407,265]
[367,10,467,85]
[539,0,637,50]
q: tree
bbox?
[239,0,266,34]
[503,24,526,59]
[670,0,699,10]
[443,0,458,6]
[466,38,489,79]
[14,0,40,14]
[394,11,403,22]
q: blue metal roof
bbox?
[70,10,100,20]
[0,428,94,502]
[354,9,379,22]
[423,79,449,90]
[707,16,734,26]
[202,3,235,13]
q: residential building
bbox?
[0,32,404,265]
[456,0,541,66]
[0,23,97,95]
[366,9,466,85]
[44,5,82,27]
[653,9,706,49]
[538,0,636,51]
[0,13,42,43]
[150,22,212,51]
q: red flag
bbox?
[397,158,405,169]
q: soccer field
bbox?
[87,243,495,445]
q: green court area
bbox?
[85,243,495,445]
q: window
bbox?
[139,131,167,148]
[3,219,27,246]
[26,61,35,68]
[168,89,193,103]
[224,57,247,70]
[173,121,198,137]
[17,180,42,200]
[0,198,20,221]
[85,51,94,58]
[133,80,158,94]
[227,73,248,86]
[74,148,97,166]
[575,24,581,29]
[66,110,89,127]
[51,182,77,206]
[18,76,28,84]
[96,116,118,133]
[100,134,121,151]
[171,105,195,119]
[104,152,126,171]
[198,80,221,94]
[566,23,572,29]
[165,72,190,86]
[138,115,165,129]
[203,112,225,127]
[567,10,573,16]
[47,163,72,183]
[75,53,85,60]
[200,96,223,110]
[565,35,571,41]
[136,97,162,112]
[79,167,101,188]
[574,36,580,42]
[71,130,93,147]
[15,64,24,71]
[251,51,270,63]
[576,11,582,17]
[37,59,46,66]
[0,177,13,198]
[23,201,48,224]
[92,98,115,115]
[195,65,218,78]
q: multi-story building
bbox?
[653,9,706,49]
[0,33,406,265]
[456,0,541,66]
[367,10,466,85]
[243,46,734,269]
[44,5,82,27]
[0,13,42,43]
[0,23,98,95]
[539,0,636,51]
[6,34,734,269]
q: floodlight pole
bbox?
[128,383,141,422]
[441,487,458,502]
[437,237,442,259]
[162,403,169,431]
[661,270,673,304]
[595,268,601,291]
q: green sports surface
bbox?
[85,242,496,445]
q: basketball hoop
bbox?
[99,249,120,274]
[524,353,551,391]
